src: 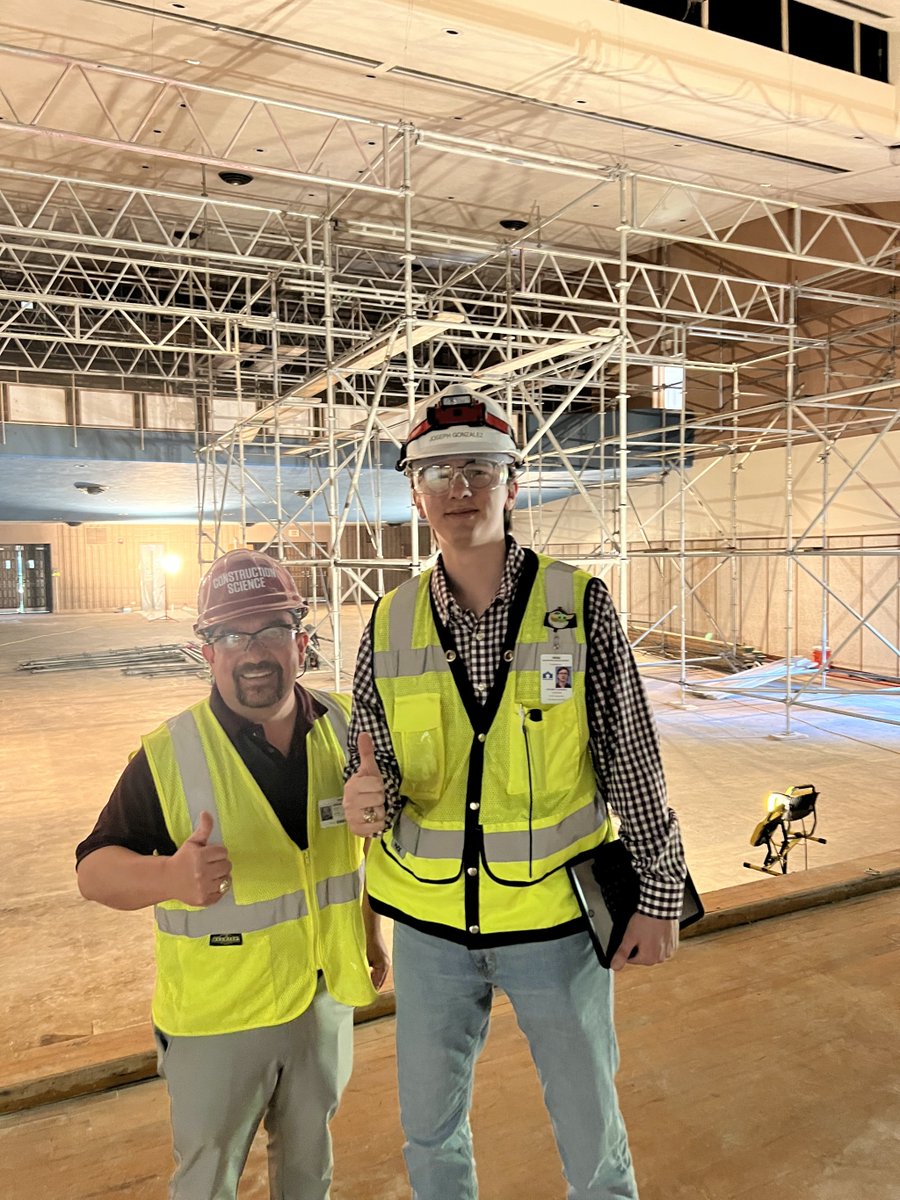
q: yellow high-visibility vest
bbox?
[365,552,613,941]
[144,689,375,1036]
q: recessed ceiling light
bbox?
[499,218,528,231]
[74,481,108,495]
[575,99,587,105]
[218,171,254,186]
[173,229,200,240]
[153,128,163,134]
[443,29,460,35]
[853,134,865,140]
[186,59,201,66]
[172,2,186,8]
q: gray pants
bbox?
[154,978,354,1200]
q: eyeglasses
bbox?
[411,459,510,496]
[207,624,299,653]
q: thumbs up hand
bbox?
[166,810,233,907]
[343,732,387,837]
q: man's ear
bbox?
[505,479,519,509]
[201,642,215,666]
[296,630,310,654]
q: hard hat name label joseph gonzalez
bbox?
[398,385,522,469]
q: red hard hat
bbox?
[195,549,307,634]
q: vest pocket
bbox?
[391,692,444,800]
[162,929,279,1033]
[509,700,583,807]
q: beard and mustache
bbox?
[233,660,288,708]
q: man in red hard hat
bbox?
[77,548,388,1200]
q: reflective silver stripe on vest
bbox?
[543,559,579,616]
[483,798,605,863]
[373,644,450,678]
[156,888,309,937]
[541,560,581,652]
[511,642,587,673]
[306,688,350,756]
[316,864,364,909]
[166,709,221,842]
[388,574,422,650]
[374,641,587,677]
[393,796,604,863]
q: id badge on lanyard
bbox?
[540,653,573,704]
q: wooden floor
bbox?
[2,610,900,1197]
[2,611,900,1073]
[2,887,899,1200]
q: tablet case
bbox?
[567,839,704,969]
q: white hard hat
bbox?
[397,386,521,469]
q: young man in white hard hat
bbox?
[77,548,389,1200]
[343,385,686,1199]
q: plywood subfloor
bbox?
[2,888,899,1200]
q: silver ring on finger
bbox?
[218,877,231,895]
[362,806,378,825]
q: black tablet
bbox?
[567,840,704,969]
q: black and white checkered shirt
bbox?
[347,539,686,920]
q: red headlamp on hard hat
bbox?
[406,400,513,445]
[397,387,522,470]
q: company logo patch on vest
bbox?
[209,933,243,947]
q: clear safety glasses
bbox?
[207,624,299,653]
[410,458,510,497]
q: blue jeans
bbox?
[392,923,638,1200]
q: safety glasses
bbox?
[207,624,300,653]
[411,459,510,496]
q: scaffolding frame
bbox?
[0,45,898,724]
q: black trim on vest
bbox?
[478,842,573,888]
[428,546,540,935]
[376,831,463,885]
[367,894,588,949]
